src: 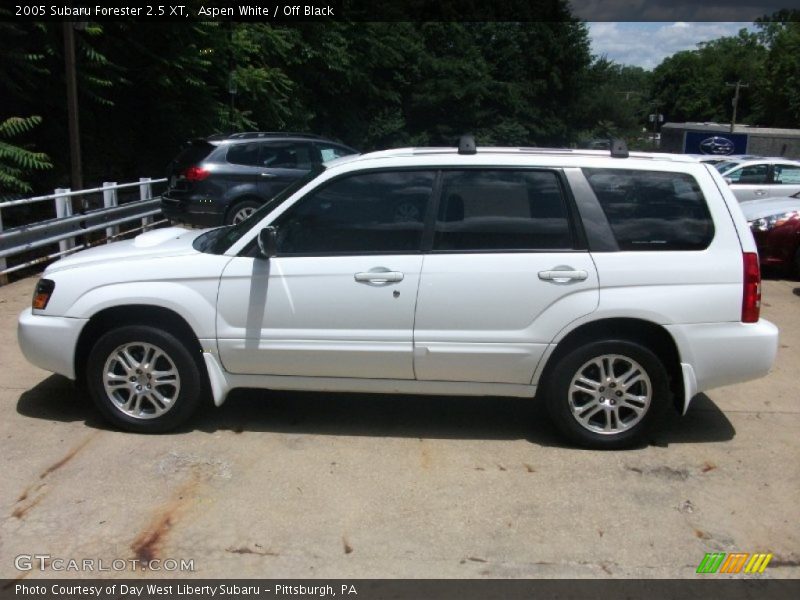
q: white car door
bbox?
[725,163,771,201]
[413,169,599,384]
[216,170,436,379]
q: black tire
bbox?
[543,340,670,449]
[86,325,204,433]
[225,199,262,225]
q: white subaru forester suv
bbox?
[18,139,779,448]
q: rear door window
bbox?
[226,142,262,166]
[583,168,714,251]
[725,164,769,184]
[432,170,574,251]
[260,142,314,169]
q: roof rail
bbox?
[225,131,326,140]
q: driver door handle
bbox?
[538,269,588,282]
[260,172,276,178]
[354,271,404,283]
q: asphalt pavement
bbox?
[1,275,798,579]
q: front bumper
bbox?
[17,308,88,380]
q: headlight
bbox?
[750,210,800,232]
[32,279,55,310]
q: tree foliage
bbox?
[650,30,766,125]
[0,116,52,193]
[3,7,799,196]
[755,16,800,127]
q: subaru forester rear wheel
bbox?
[544,340,670,449]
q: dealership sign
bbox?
[684,131,748,155]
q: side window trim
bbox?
[563,168,619,252]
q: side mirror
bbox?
[724,177,733,185]
[257,226,278,259]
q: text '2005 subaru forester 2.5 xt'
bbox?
[18,138,779,448]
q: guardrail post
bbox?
[0,209,7,284]
[54,188,74,253]
[139,177,154,231]
[103,182,119,242]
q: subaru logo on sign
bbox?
[699,136,735,155]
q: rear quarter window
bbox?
[582,168,714,251]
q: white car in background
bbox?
[716,158,800,202]
[18,141,779,449]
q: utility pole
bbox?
[726,81,749,133]
[228,23,236,132]
[63,21,83,194]
[648,106,663,149]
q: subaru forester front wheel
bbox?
[86,325,203,433]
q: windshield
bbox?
[194,166,325,255]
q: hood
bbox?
[740,197,800,221]
[45,227,205,274]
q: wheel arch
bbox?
[224,195,264,223]
[74,305,206,386]
[537,317,685,413]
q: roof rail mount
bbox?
[458,134,477,155]
[610,138,629,158]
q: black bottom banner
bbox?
[2,579,799,600]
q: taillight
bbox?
[183,166,209,181]
[742,252,761,323]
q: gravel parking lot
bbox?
[1,275,798,579]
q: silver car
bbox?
[717,158,800,202]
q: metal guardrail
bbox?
[0,178,167,279]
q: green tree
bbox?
[0,116,52,194]
[576,59,652,144]
[755,16,800,127]
[650,30,766,125]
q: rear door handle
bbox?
[260,172,276,178]
[354,271,404,283]
[538,269,588,282]
[754,189,767,196]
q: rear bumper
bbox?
[17,308,88,380]
[161,194,223,227]
[666,319,779,405]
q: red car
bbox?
[741,193,800,278]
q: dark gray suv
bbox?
[161,132,358,226]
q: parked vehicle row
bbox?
[20,139,778,448]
